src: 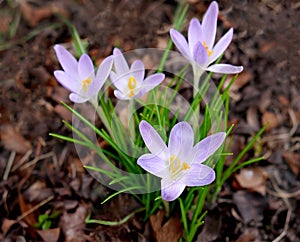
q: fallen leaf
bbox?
[37,228,60,242]
[246,106,260,131]
[59,205,88,242]
[283,151,300,176]
[150,210,182,242]
[1,219,16,234]
[0,123,32,154]
[196,210,221,242]
[233,191,267,223]
[224,71,252,92]
[20,1,69,27]
[235,167,268,195]
[235,228,260,242]
[261,111,281,132]
[54,105,72,122]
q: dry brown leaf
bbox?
[37,228,60,242]
[20,1,69,27]
[224,71,253,92]
[283,151,300,176]
[246,106,260,131]
[235,228,260,242]
[233,191,267,223]
[1,219,16,234]
[54,105,72,122]
[261,111,281,132]
[59,205,88,242]
[150,210,182,242]
[235,167,267,189]
[0,123,32,154]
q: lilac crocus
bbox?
[54,44,113,103]
[137,121,226,201]
[110,48,165,100]
[170,1,243,74]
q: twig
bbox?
[20,151,55,170]
[12,150,32,172]
[269,175,292,242]
[16,195,54,222]
[3,151,16,181]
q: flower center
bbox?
[81,77,92,92]
[170,155,190,179]
[127,76,137,97]
[202,41,214,57]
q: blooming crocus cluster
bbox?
[137,121,226,201]
[54,45,113,103]
[54,46,165,103]
[170,1,243,74]
[110,48,165,100]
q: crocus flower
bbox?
[54,44,113,103]
[110,48,165,100]
[137,120,226,201]
[170,1,243,74]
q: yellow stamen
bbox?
[81,77,92,92]
[202,41,214,57]
[170,155,190,178]
[127,76,137,97]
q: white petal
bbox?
[170,29,192,60]
[188,18,203,55]
[114,90,130,100]
[168,122,194,161]
[209,28,233,64]
[192,132,226,163]
[78,54,95,80]
[89,55,113,96]
[137,154,168,178]
[202,1,218,49]
[54,44,78,80]
[130,60,145,85]
[161,178,186,201]
[206,64,243,74]
[141,73,165,93]
[54,70,80,93]
[193,42,208,67]
[69,93,89,103]
[139,121,169,161]
[181,163,215,186]
[113,48,129,75]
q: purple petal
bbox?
[206,64,243,74]
[78,54,95,80]
[54,70,80,93]
[170,29,191,60]
[161,178,186,201]
[114,90,129,100]
[202,1,218,49]
[89,55,113,96]
[169,122,194,161]
[181,163,215,186]
[54,45,78,79]
[137,154,168,178]
[69,93,89,103]
[209,28,233,64]
[142,73,165,92]
[139,121,169,161]
[192,132,226,164]
[130,60,145,84]
[113,48,129,75]
[193,42,209,67]
[188,18,203,55]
